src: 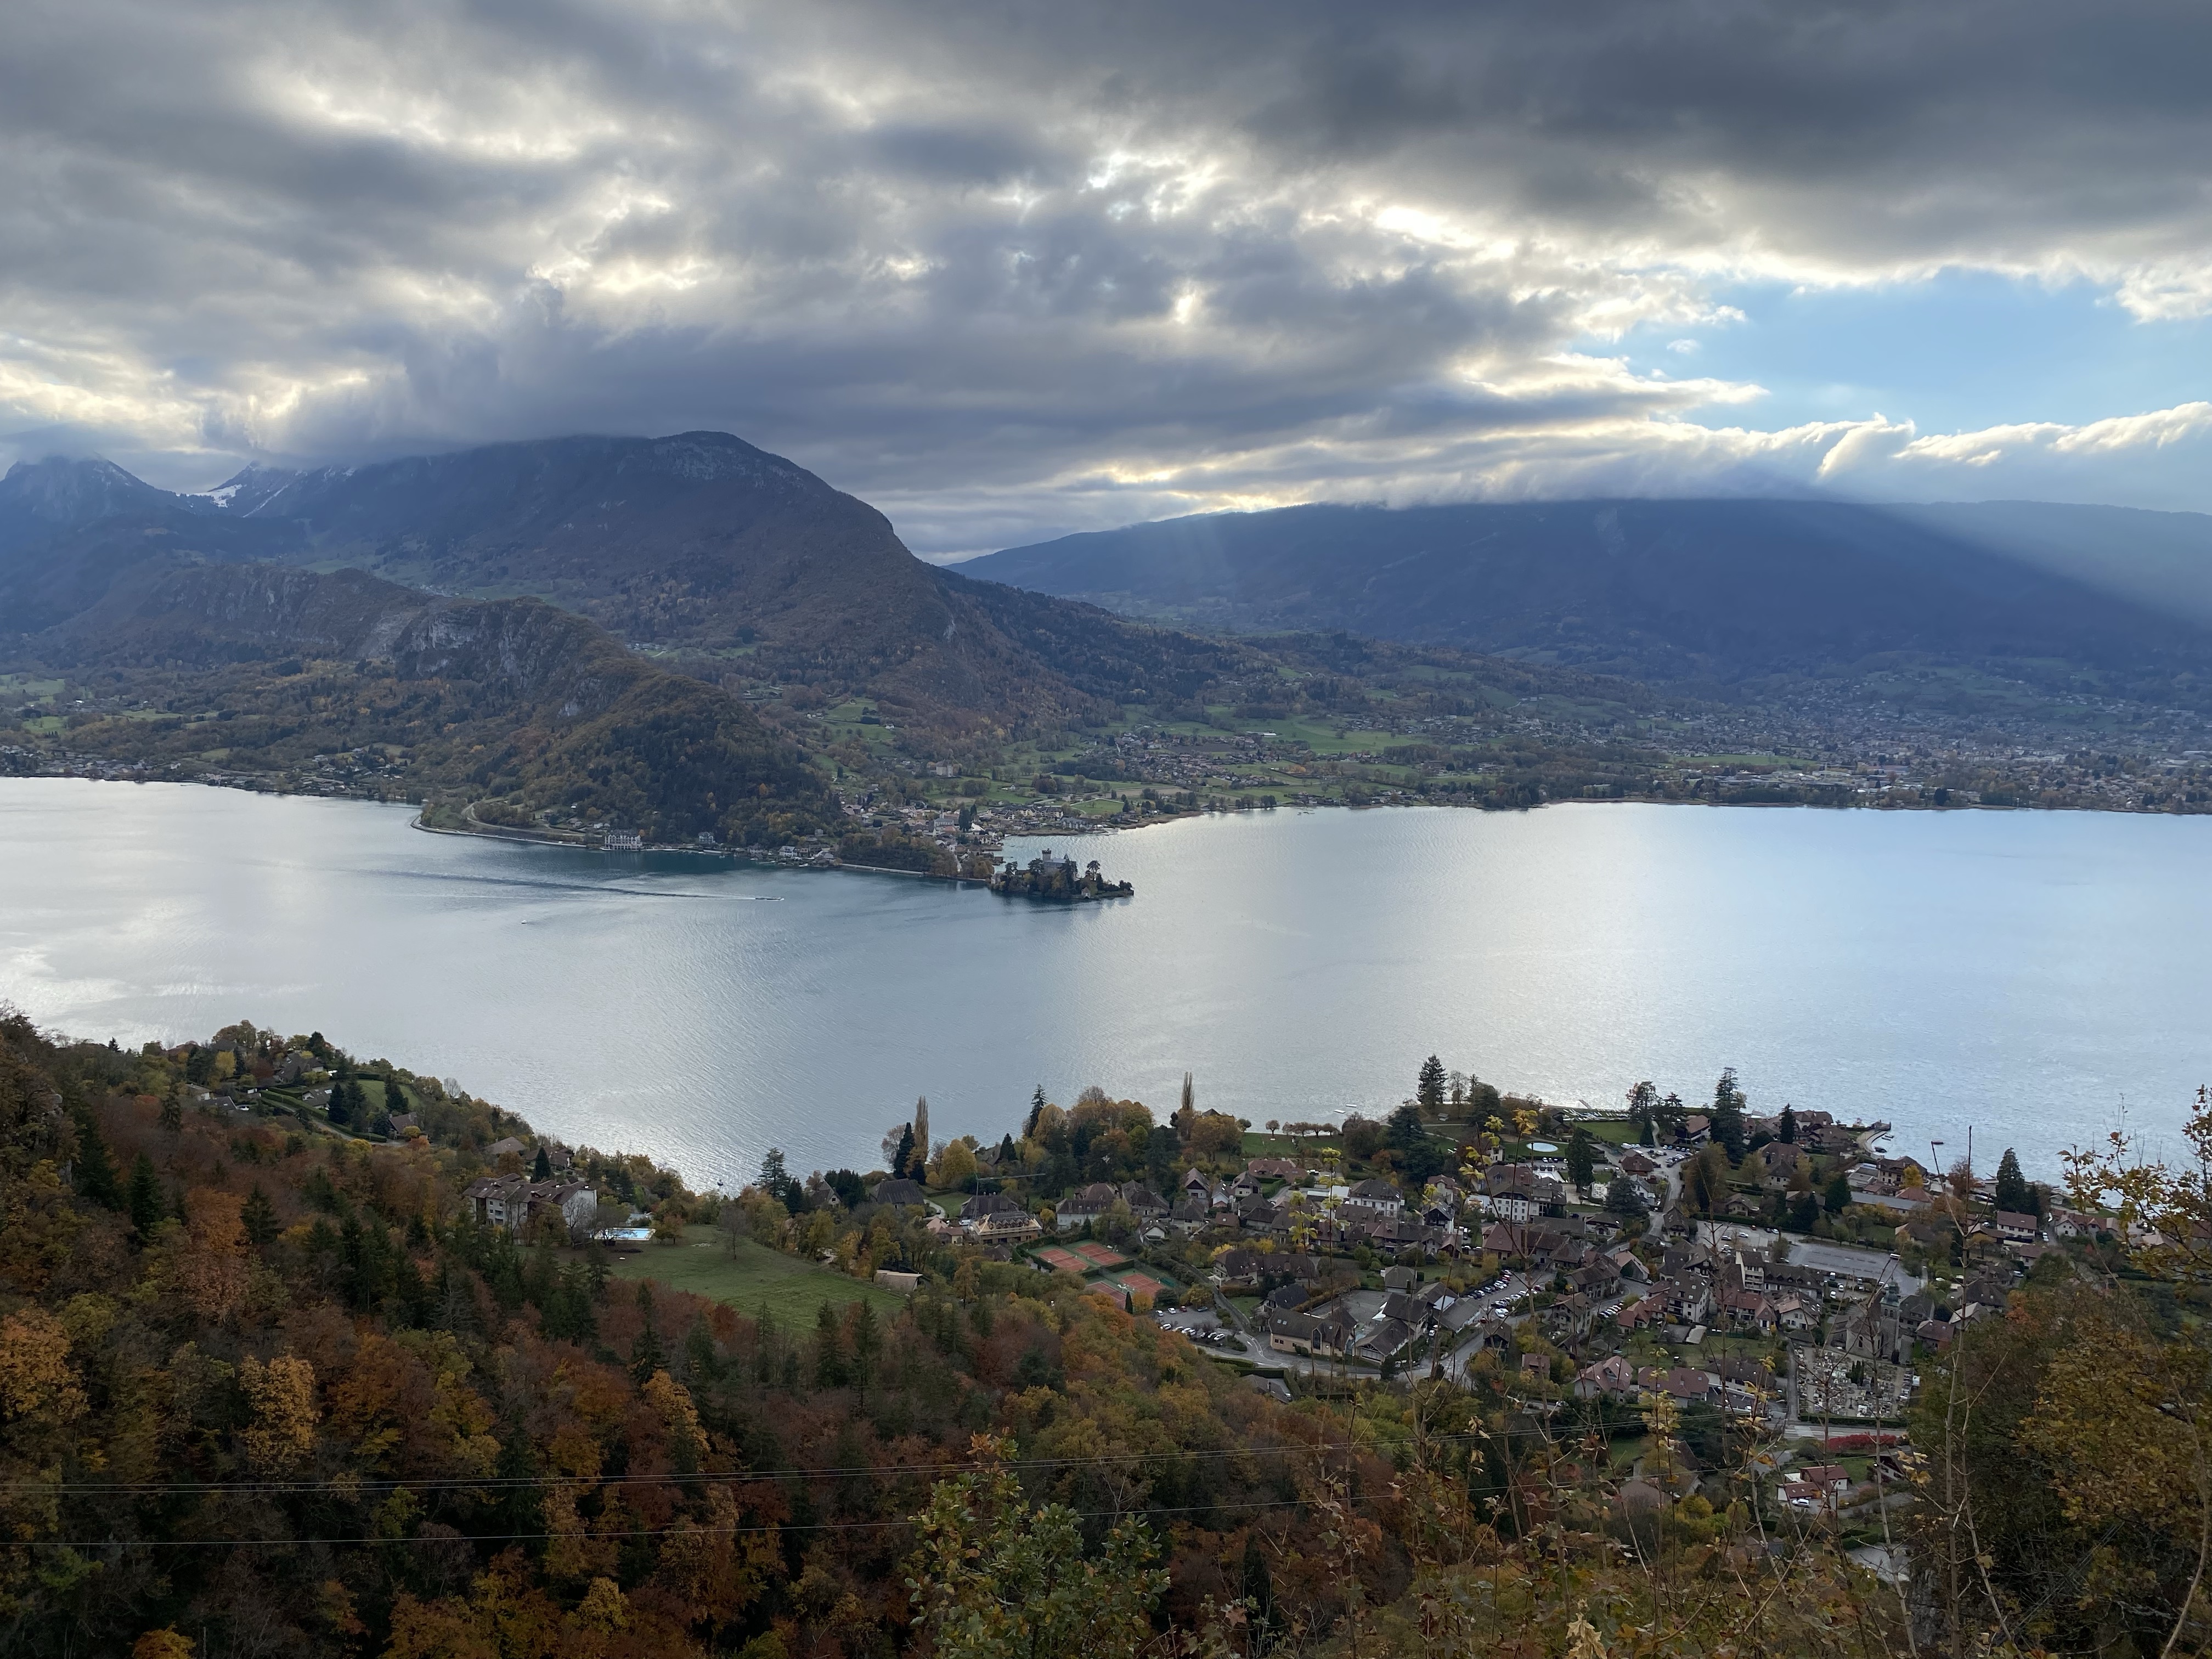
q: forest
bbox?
[2,1008,2208,1657]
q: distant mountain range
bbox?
[0,434,1242,740]
[963,498,2212,702]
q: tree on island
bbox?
[1995,1147,2032,1214]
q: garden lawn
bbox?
[603,1226,906,1324]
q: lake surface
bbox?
[3,777,2208,1189]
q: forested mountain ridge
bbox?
[2,554,834,845]
[965,497,2212,705]
[0,436,1259,742]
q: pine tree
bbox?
[814,1299,846,1389]
[126,1153,163,1240]
[70,1102,121,1209]
[1778,1104,1798,1144]
[1025,1085,1048,1139]
[1240,1531,1276,1639]
[1994,1147,2031,1214]
[158,1083,183,1135]
[892,1124,915,1180]
[629,1280,665,1383]
[241,1184,278,1246]
[1825,1172,1853,1213]
[1417,1055,1447,1115]
[1710,1068,1747,1161]
[532,1146,552,1182]
[1566,1127,1597,1194]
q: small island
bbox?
[990,847,1135,901]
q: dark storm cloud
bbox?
[0,0,2205,548]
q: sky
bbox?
[1,0,2207,558]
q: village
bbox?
[202,1030,2105,1542]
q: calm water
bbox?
[2,778,2207,1188]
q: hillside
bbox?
[6,1009,2210,1654]
[200,433,1255,741]
[1,554,834,844]
[964,498,2212,704]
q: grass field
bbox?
[603,1226,907,1324]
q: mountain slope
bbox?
[199,432,1248,737]
[963,498,2212,699]
[6,554,834,843]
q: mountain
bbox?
[963,498,2212,701]
[188,432,1248,738]
[3,548,834,844]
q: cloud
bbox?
[0,0,2204,544]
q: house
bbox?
[1120,1182,1170,1221]
[1169,1197,1212,1235]
[1575,1355,1637,1401]
[1180,1167,1213,1197]
[1640,1367,1720,1406]
[2050,1207,2105,1239]
[1054,1182,1119,1228]
[974,1210,1042,1246]
[1245,1158,1307,1182]
[484,1136,528,1161]
[1229,1170,1266,1200]
[465,1175,598,1237]
[1541,1292,1594,1340]
[1993,1210,2039,1243]
[1618,1150,1659,1179]
[1343,1178,1404,1217]
[1754,1142,1805,1188]
[1615,1296,1657,1331]
[1773,1294,1817,1331]
[872,1178,928,1209]
[1214,1248,1265,1289]
[1356,1317,1418,1364]
[959,1192,1025,1224]
[1381,1265,1417,1292]
[1268,1306,1353,1358]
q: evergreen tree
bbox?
[1778,1104,1798,1144]
[1603,1175,1647,1216]
[1565,1126,1596,1195]
[892,1125,916,1181]
[241,1184,278,1246]
[850,1300,882,1398]
[69,1101,121,1209]
[1824,1172,1853,1213]
[1639,1114,1656,1147]
[911,1096,930,1178]
[1240,1531,1275,1642]
[1624,1080,1658,1136]
[1416,1055,1447,1115]
[629,1280,665,1382]
[814,1299,847,1389]
[684,1314,720,1383]
[158,1084,183,1135]
[1025,1085,1048,1139]
[1994,1147,2031,1214]
[126,1153,163,1240]
[1709,1068,1747,1161]
[532,1145,552,1182]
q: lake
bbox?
[3,777,2207,1189]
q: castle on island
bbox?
[989,847,1135,902]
